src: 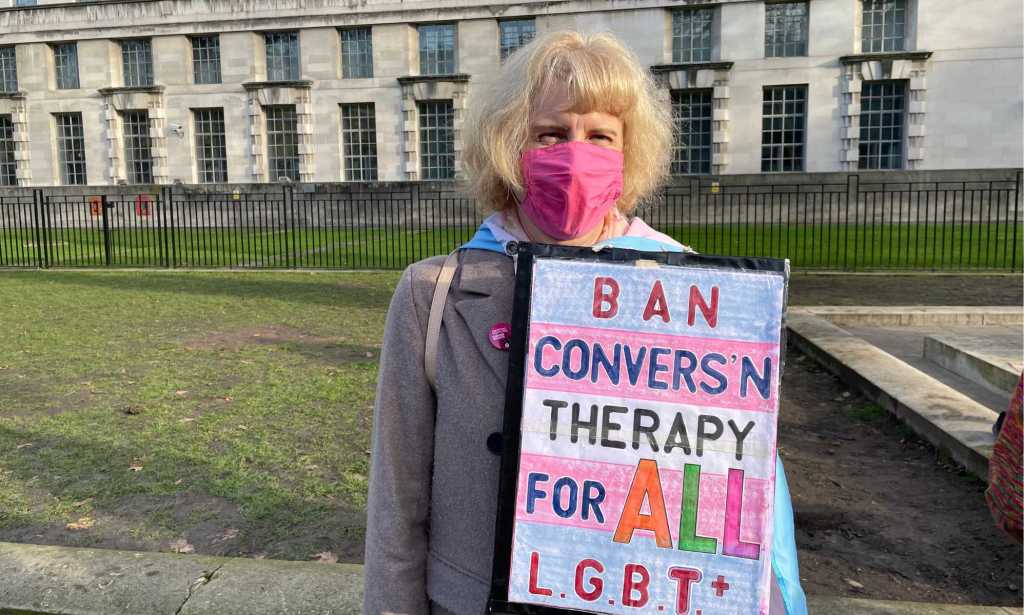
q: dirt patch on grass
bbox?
[0,488,368,563]
[181,325,380,365]
[0,371,96,418]
[781,346,1022,606]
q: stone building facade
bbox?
[0,0,1020,187]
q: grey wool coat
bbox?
[364,248,516,615]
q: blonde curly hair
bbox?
[462,30,672,214]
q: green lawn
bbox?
[0,270,400,561]
[2,222,1019,270]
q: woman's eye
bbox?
[591,134,612,142]
[538,133,561,144]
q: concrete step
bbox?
[924,332,1022,397]
[790,306,1023,328]
[787,313,996,479]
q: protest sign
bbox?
[489,243,789,615]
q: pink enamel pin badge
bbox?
[489,322,512,351]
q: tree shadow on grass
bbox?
[0,422,368,563]
[9,270,401,311]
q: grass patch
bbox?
[847,403,888,422]
[2,222,1020,270]
[0,270,400,561]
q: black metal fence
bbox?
[0,174,1020,271]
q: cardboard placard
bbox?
[490,243,789,615]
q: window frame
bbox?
[671,7,714,63]
[0,114,16,186]
[499,18,536,62]
[0,46,18,93]
[340,27,374,79]
[120,38,154,88]
[340,102,378,182]
[265,104,300,182]
[191,34,222,85]
[764,1,808,58]
[418,23,457,76]
[861,0,907,53]
[417,99,455,180]
[760,84,807,173]
[670,89,713,175]
[54,112,87,186]
[858,80,907,170]
[52,42,80,90]
[122,109,153,184]
[264,31,301,82]
[193,107,228,183]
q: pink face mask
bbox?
[519,141,624,241]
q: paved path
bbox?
[1,542,1018,615]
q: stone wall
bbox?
[0,0,1021,186]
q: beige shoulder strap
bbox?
[425,250,460,390]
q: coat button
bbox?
[486,432,503,455]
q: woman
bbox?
[364,31,806,615]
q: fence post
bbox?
[1013,170,1021,272]
[846,174,859,271]
[169,187,177,268]
[31,189,46,268]
[160,185,171,268]
[100,194,112,267]
[285,184,296,268]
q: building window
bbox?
[121,39,153,87]
[15,0,37,6]
[419,24,456,76]
[672,8,713,63]
[859,80,906,170]
[122,110,153,184]
[340,103,378,181]
[341,27,373,79]
[670,90,712,175]
[52,43,80,89]
[193,108,227,183]
[765,2,808,57]
[862,0,906,53]
[500,18,535,61]
[265,31,300,81]
[761,85,806,172]
[54,112,87,185]
[418,100,454,180]
[265,105,299,181]
[0,46,17,93]
[191,35,221,85]
[0,115,16,186]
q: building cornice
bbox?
[839,51,933,64]
[242,80,314,90]
[397,74,471,85]
[0,1,746,42]
[0,91,27,100]
[650,62,735,73]
[98,85,165,95]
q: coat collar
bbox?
[453,248,513,297]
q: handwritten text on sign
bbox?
[507,259,786,615]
